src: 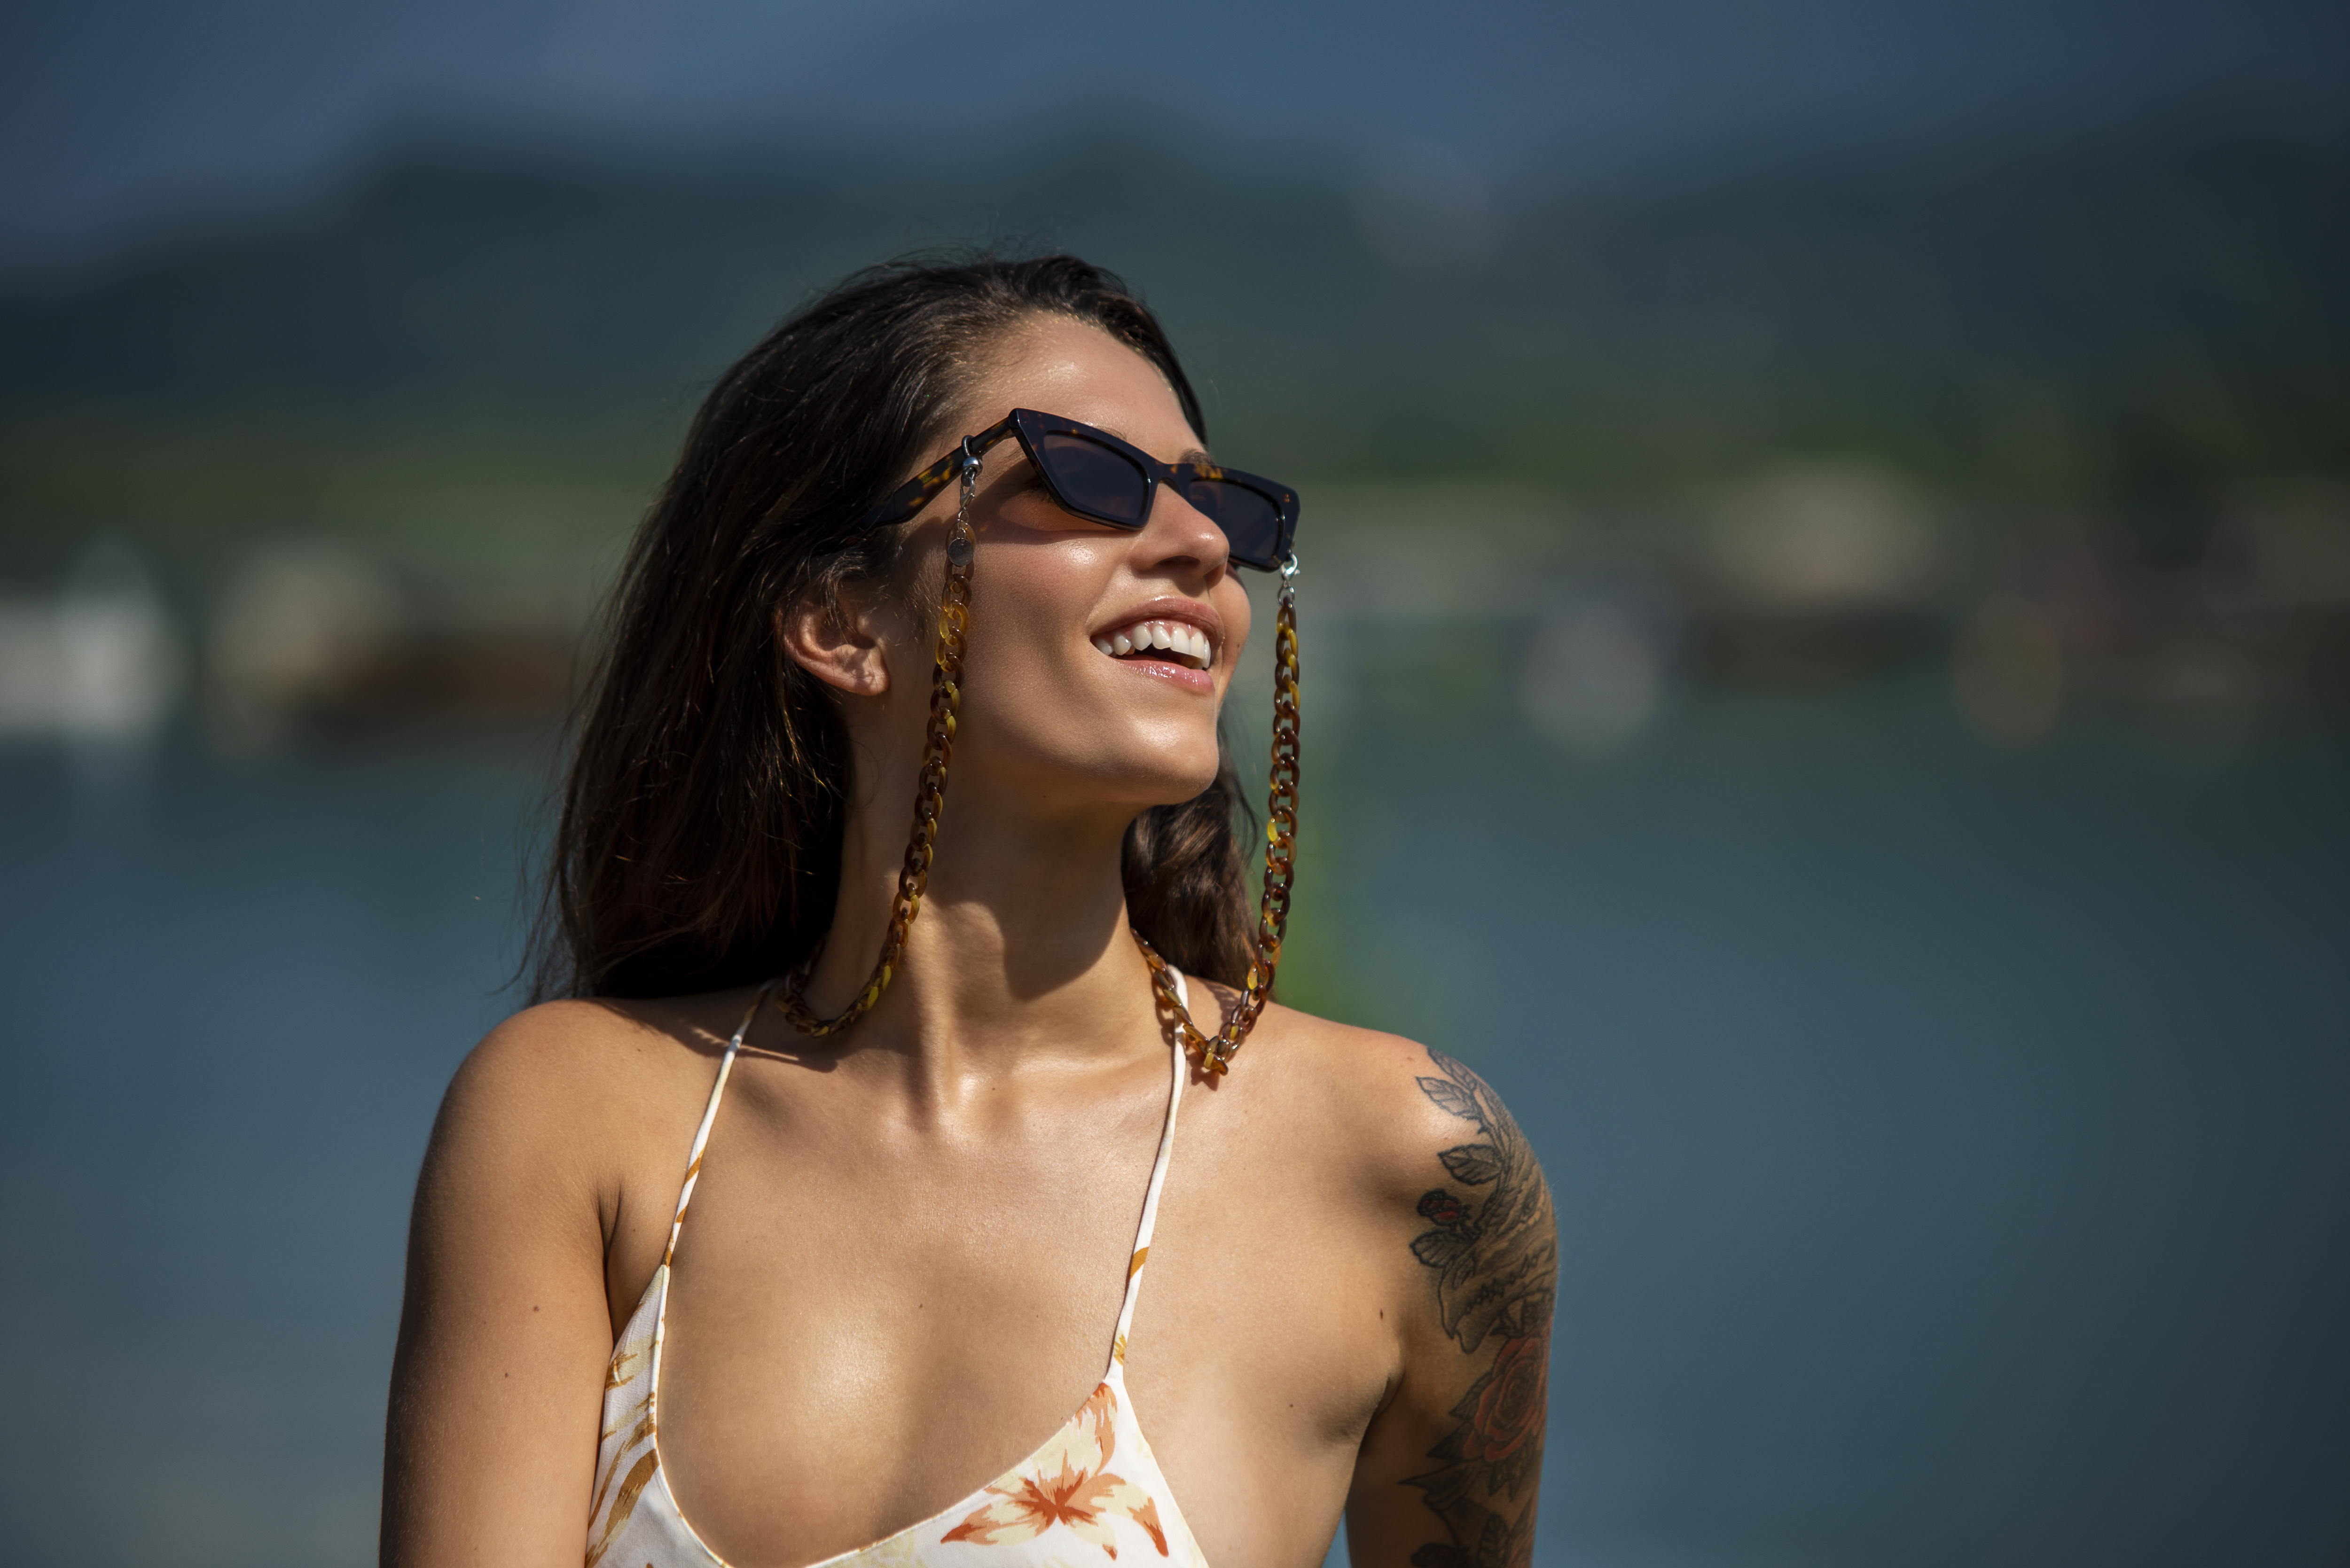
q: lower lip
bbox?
[1106,654,1215,695]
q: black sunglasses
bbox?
[859,408,1300,572]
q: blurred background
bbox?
[3,1,2346,1564]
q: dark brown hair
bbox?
[530,254,1255,1002]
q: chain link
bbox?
[1131,552,1300,1075]
[777,456,979,1035]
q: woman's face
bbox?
[886,315,1255,823]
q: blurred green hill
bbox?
[1,121,2345,584]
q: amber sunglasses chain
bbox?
[778,439,1300,1075]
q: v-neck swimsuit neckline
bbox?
[584,975,1212,1567]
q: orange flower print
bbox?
[940,1383,1170,1558]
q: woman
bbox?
[383,255,1554,1568]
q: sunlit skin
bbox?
[382,317,1554,1568]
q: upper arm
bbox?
[382,1006,629,1568]
[1345,1047,1557,1568]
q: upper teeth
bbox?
[1093,620,1213,667]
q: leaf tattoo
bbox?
[1404,1050,1556,1568]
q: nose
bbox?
[1137,481,1231,584]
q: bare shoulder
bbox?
[423,989,756,1223]
[1245,1004,1552,1225]
[439,999,669,1150]
[1247,1004,1558,1355]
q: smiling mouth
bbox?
[1092,618,1213,671]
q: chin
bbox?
[1098,738,1224,811]
[988,704,1224,812]
[1159,749,1229,806]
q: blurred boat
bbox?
[205,539,583,750]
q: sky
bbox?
[3,0,2346,281]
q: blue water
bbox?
[1,683,2343,1567]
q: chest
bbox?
[631,1069,1389,1568]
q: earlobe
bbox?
[776,598,889,696]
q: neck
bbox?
[799,764,1164,1099]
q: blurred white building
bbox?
[0,541,182,744]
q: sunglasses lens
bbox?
[1038,432,1149,524]
[1185,480,1285,568]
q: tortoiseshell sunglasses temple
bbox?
[859,420,1018,532]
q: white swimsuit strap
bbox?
[661,983,775,1268]
[1108,968,1191,1372]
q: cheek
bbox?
[1220,579,1255,663]
[946,546,1102,718]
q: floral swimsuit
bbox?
[586,978,1212,1567]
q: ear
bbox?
[778,586,891,697]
